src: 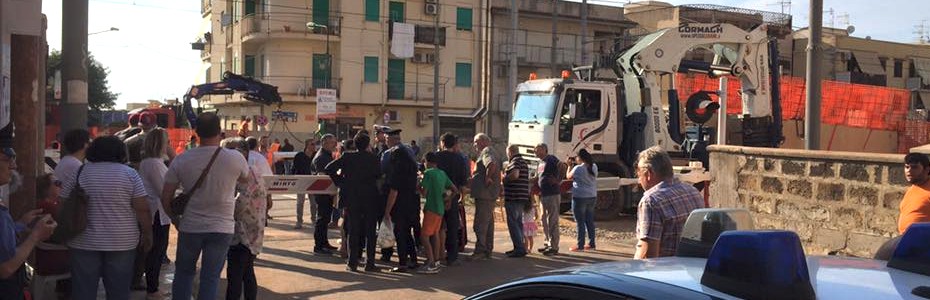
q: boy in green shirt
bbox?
[419,152,459,273]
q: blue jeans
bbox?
[173,232,234,300]
[70,248,136,300]
[504,201,527,254]
[572,197,597,248]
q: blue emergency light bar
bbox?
[888,222,930,277]
[700,230,815,300]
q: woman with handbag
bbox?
[138,128,172,298]
[225,138,269,300]
[60,136,153,300]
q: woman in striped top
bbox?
[61,136,153,300]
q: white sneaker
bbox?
[419,264,440,274]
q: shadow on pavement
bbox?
[247,244,615,299]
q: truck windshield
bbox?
[512,92,558,125]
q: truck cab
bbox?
[509,76,631,219]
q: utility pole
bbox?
[508,0,518,129]
[432,3,440,146]
[805,0,823,150]
[551,0,558,75]
[61,0,89,132]
[580,0,588,65]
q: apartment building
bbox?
[198,0,483,144]
[484,0,636,142]
[792,27,930,101]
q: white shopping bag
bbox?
[377,220,396,248]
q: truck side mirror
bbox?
[569,103,577,119]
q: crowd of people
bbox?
[0,106,926,300]
[0,109,765,300]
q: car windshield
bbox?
[512,92,558,125]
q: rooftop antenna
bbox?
[837,13,850,28]
[768,0,791,14]
[824,7,835,28]
[915,20,929,44]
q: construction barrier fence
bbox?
[676,73,922,152]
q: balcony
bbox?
[388,23,446,47]
[253,76,342,99]
[387,82,445,102]
[835,71,887,87]
[495,44,582,66]
[201,0,211,15]
[241,13,341,44]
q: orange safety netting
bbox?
[675,73,911,131]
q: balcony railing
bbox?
[495,44,583,65]
[253,76,342,98]
[242,13,341,40]
[388,82,445,102]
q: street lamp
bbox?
[88,27,119,36]
[307,21,331,89]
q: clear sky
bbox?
[43,0,929,110]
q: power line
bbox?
[90,0,200,13]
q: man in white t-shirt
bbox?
[53,129,91,190]
[161,113,249,300]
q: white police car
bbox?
[467,209,930,300]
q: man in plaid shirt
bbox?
[634,146,705,259]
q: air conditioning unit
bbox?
[411,52,436,64]
[416,110,431,127]
[385,110,401,123]
[425,3,439,15]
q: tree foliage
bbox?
[46,50,119,112]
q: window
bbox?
[365,0,379,22]
[389,1,404,23]
[244,0,256,15]
[312,54,332,88]
[456,8,473,31]
[313,0,329,27]
[894,59,903,78]
[559,89,602,142]
[364,56,379,83]
[455,63,472,87]
[244,55,256,77]
[387,59,405,99]
[910,61,917,78]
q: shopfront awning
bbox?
[912,57,930,86]
[852,51,886,75]
[920,91,930,110]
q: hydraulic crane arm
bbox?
[617,23,778,152]
[182,71,282,128]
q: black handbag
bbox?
[169,147,222,225]
[49,165,89,244]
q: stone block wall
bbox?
[708,145,907,257]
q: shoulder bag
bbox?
[169,147,222,225]
[49,165,89,244]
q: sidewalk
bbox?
[103,195,634,299]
